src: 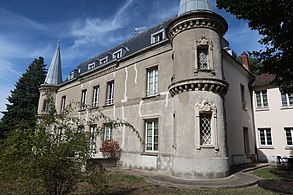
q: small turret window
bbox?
[197,46,209,70]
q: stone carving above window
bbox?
[194,36,214,74]
[197,100,217,116]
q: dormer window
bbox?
[68,72,74,80]
[100,57,108,65]
[112,49,123,60]
[88,62,95,70]
[151,29,165,44]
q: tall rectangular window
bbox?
[89,125,97,154]
[200,113,212,145]
[80,89,87,110]
[240,84,246,108]
[145,119,159,152]
[285,128,293,146]
[281,92,293,107]
[42,99,49,112]
[146,67,158,97]
[243,127,250,155]
[255,90,268,109]
[92,85,99,108]
[258,128,272,146]
[104,125,112,140]
[60,96,66,113]
[106,80,114,105]
[197,46,209,70]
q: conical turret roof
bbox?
[44,42,62,85]
[178,0,212,16]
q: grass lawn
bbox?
[252,166,293,180]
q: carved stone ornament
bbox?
[198,100,217,115]
[196,36,209,46]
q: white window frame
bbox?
[80,89,87,110]
[104,125,112,140]
[60,96,66,113]
[281,92,293,107]
[88,62,95,70]
[112,49,123,60]
[199,113,212,146]
[146,66,158,97]
[106,80,114,105]
[285,127,293,146]
[151,29,165,44]
[68,72,74,80]
[255,90,269,109]
[145,119,159,152]
[197,45,209,70]
[258,128,272,146]
[92,85,99,108]
[100,56,108,65]
[89,125,97,154]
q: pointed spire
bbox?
[178,0,212,16]
[44,41,62,85]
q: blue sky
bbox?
[0,0,262,118]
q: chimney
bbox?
[241,52,250,71]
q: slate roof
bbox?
[65,17,175,82]
[252,73,275,86]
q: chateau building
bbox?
[38,0,259,179]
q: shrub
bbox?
[100,140,121,159]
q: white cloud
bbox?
[70,0,135,49]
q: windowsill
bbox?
[103,104,114,107]
[89,106,99,110]
[259,146,274,149]
[197,145,218,151]
[285,146,293,150]
[255,108,270,112]
[141,152,158,156]
[78,109,87,112]
[143,94,160,100]
[281,106,293,110]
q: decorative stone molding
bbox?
[166,12,228,41]
[168,78,229,97]
[79,64,117,83]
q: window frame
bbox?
[89,125,97,154]
[104,125,113,140]
[112,49,123,60]
[199,113,212,146]
[144,119,159,152]
[100,56,108,65]
[151,29,165,44]
[281,92,293,107]
[88,62,95,70]
[146,66,158,97]
[80,89,87,110]
[255,90,269,109]
[285,127,293,146]
[60,96,66,113]
[197,45,209,70]
[92,85,100,108]
[258,128,273,146]
[105,80,114,105]
[240,84,246,108]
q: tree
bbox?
[0,95,142,194]
[0,57,47,137]
[216,0,293,93]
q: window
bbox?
[255,90,269,109]
[200,113,212,145]
[100,57,108,65]
[240,84,246,108]
[80,89,87,110]
[42,99,49,112]
[197,46,209,70]
[151,29,165,44]
[243,127,250,155]
[146,67,158,96]
[60,96,66,113]
[145,119,159,152]
[68,72,74,80]
[88,62,95,70]
[104,125,112,140]
[258,128,272,146]
[89,125,97,154]
[112,49,122,59]
[285,128,293,146]
[281,92,293,107]
[92,85,99,108]
[106,80,114,105]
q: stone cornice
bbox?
[166,11,228,41]
[79,64,117,83]
[168,78,229,96]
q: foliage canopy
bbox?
[217,0,293,92]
